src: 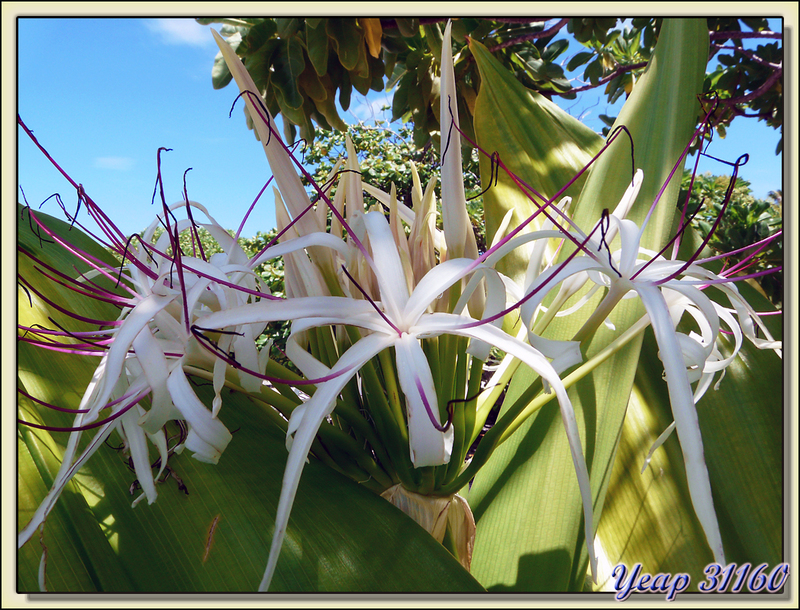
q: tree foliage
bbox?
[300,121,487,250]
[199,17,782,152]
[679,170,783,305]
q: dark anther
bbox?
[442,389,485,433]
[20,190,54,248]
[165,420,189,452]
[441,95,457,163]
[104,437,125,451]
[19,322,47,340]
[192,324,245,337]
[606,125,636,183]
[230,90,274,147]
[169,467,190,495]
[18,281,34,307]
[469,151,500,201]
[150,147,174,207]
[289,138,308,164]
[339,264,400,334]
[317,168,364,198]
[117,233,152,288]
[599,208,622,277]
[46,316,106,348]
[68,184,87,230]
[38,192,81,231]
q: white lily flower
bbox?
[18,199,273,549]
[198,209,594,590]
[509,168,781,566]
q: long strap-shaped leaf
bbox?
[466,19,709,591]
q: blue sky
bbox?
[17,17,783,239]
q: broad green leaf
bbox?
[567,50,595,72]
[211,51,233,89]
[17,207,485,592]
[313,76,348,131]
[271,36,306,111]
[571,20,709,250]
[466,19,709,591]
[298,63,327,102]
[305,18,329,76]
[326,19,363,72]
[275,18,300,39]
[243,37,280,91]
[469,37,604,283]
[239,19,277,57]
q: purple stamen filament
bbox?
[339,265,402,336]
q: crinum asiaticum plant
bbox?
[17,18,783,593]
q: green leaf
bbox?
[326,19,363,72]
[391,72,412,123]
[16,206,486,592]
[465,19,710,592]
[572,18,709,247]
[271,36,306,110]
[243,38,280,90]
[211,52,233,89]
[276,18,300,38]
[240,19,277,56]
[305,18,329,76]
[394,18,419,38]
[543,39,569,62]
[312,76,348,131]
[298,64,327,102]
[469,36,604,283]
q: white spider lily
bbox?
[17,200,271,549]
[511,170,781,566]
[198,209,595,590]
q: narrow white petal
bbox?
[131,326,179,434]
[198,295,377,331]
[637,284,725,564]
[403,258,475,323]
[84,294,175,415]
[119,405,158,505]
[363,211,410,319]
[439,21,477,260]
[259,333,393,591]
[212,30,321,236]
[166,367,232,464]
[395,333,454,466]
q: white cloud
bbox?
[347,93,394,124]
[146,18,215,47]
[94,157,135,171]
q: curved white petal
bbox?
[636,284,725,564]
[81,293,175,415]
[198,295,377,331]
[166,367,232,464]
[259,332,394,591]
[119,404,158,505]
[403,258,476,324]
[395,333,454,466]
[363,211,410,319]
